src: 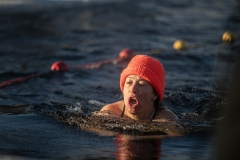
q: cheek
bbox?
[140,88,156,99]
[138,89,153,99]
[122,87,128,95]
[141,86,153,94]
[122,89,129,100]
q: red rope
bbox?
[0,72,50,88]
[0,48,135,89]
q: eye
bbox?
[125,80,132,85]
[138,80,147,86]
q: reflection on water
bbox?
[115,134,162,160]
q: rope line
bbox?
[173,31,237,50]
[0,48,134,89]
[0,30,237,89]
[0,72,51,88]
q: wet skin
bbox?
[99,75,178,122]
[122,75,157,120]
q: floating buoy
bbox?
[222,31,236,42]
[51,61,69,71]
[118,48,135,60]
[173,39,188,50]
[2,53,135,88]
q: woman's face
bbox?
[123,75,157,115]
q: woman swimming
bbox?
[100,54,178,122]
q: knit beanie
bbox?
[120,55,165,101]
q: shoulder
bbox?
[100,100,124,115]
[154,107,178,121]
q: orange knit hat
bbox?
[120,55,165,101]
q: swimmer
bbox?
[99,54,178,122]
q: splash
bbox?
[30,102,218,136]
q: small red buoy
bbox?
[118,48,135,60]
[51,61,69,71]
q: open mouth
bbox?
[129,97,138,106]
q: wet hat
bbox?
[120,54,165,101]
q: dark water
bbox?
[0,0,239,159]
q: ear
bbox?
[152,93,158,101]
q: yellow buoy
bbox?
[173,39,188,50]
[222,31,236,42]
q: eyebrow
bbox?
[126,76,145,81]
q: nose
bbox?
[129,82,138,94]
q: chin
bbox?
[127,105,139,114]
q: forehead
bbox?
[126,75,146,81]
[125,75,155,90]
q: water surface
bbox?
[0,0,239,159]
